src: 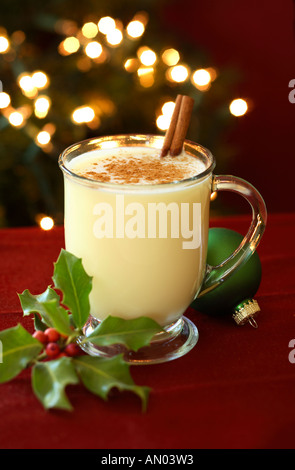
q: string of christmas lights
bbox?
[0,11,249,229]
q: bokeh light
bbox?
[72,105,95,123]
[156,100,176,130]
[124,58,138,72]
[18,73,37,98]
[61,36,80,55]
[161,101,175,117]
[39,216,54,231]
[31,71,49,89]
[34,96,51,118]
[85,41,103,59]
[229,98,248,116]
[126,20,145,38]
[137,67,154,87]
[106,28,123,46]
[98,17,116,34]
[156,114,170,131]
[161,48,180,66]
[82,22,98,38]
[138,47,157,66]
[8,111,24,127]
[192,69,211,86]
[36,130,51,146]
[0,92,11,108]
[0,36,9,53]
[167,65,189,82]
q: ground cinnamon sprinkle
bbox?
[77,152,200,184]
[84,171,111,182]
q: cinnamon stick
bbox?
[160,94,183,157]
[160,94,194,157]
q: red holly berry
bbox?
[32,330,47,344]
[45,342,60,358]
[64,343,81,357]
[44,328,60,343]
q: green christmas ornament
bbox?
[191,228,262,327]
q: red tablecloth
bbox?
[0,213,295,450]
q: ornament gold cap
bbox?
[232,299,260,327]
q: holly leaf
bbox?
[38,300,74,337]
[19,286,59,319]
[73,354,150,411]
[83,316,164,352]
[33,312,47,332]
[52,249,92,329]
[32,356,79,411]
[18,289,73,337]
[0,324,43,383]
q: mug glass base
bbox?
[78,315,199,365]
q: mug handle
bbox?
[196,174,267,298]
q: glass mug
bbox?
[59,134,267,364]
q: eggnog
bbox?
[63,144,212,326]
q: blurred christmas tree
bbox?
[0,0,245,228]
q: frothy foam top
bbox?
[67,147,207,184]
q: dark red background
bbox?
[1,214,295,450]
[164,0,295,214]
